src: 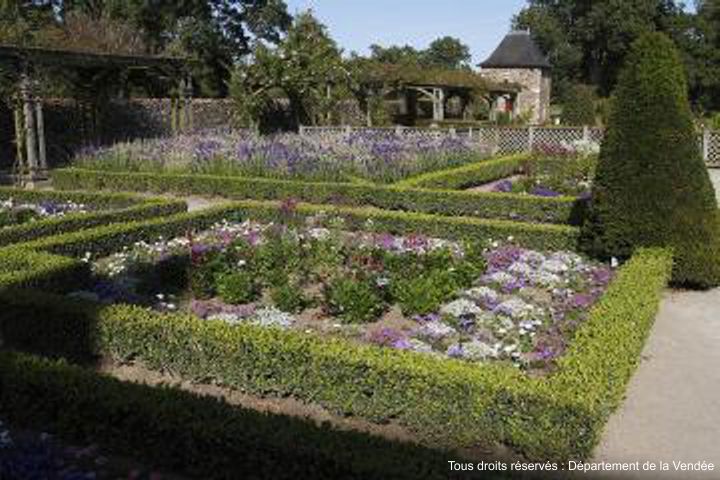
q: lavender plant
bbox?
[74,131,489,183]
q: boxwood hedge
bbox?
[50,159,584,226]
[0,350,461,480]
[393,154,528,190]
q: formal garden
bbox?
[2,1,720,478]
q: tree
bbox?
[231,11,348,130]
[514,0,686,98]
[423,36,471,70]
[369,44,423,65]
[0,1,292,97]
[582,32,720,288]
[562,84,596,125]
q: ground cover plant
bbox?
[77,210,613,374]
[492,149,598,198]
[73,131,490,184]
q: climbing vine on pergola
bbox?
[0,44,190,183]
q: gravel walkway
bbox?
[710,168,720,198]
[592,288,720,479]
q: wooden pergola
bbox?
[355,62,521,125]
[0,45,190,182]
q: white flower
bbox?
[440,299,482,318]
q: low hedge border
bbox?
[0,188,187,247]
[393,153,529,190]
[0,248,673,461]
[0,247,89,293]
[0,351,459,480]
[12,200,580,258]
[51,165,583,225]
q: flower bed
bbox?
[79,216,612,373]
[74,131,490,184]
[0,197,88,228]
[0,189,187,248]
[491,152,597,198]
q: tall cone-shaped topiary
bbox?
[582,32,720,288]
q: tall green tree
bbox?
[582,32,720,288]
[514,0,686,98]
[423,36,471,69]
[369,44,423,65]
[369,36,471,70]
[231,11,348,129]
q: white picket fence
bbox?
[298,125,720,167]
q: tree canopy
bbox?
[0,0,292,97]
[369,36,471,70]
[513,0,720,111]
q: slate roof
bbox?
[480,31,551,69]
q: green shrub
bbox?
[562,84,597,126]
[324,276,384,323]
[270,280,309,313]
[216,270,260,305]
[393,154,528,190]
[392,271,455,316]
[582,32,720,288]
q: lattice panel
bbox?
[533,127,583,150]
[708,131,720,166]
[589,128,605,144]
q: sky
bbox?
[283,0,529,66]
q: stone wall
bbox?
[480,67,551,124]
[0,98,237,169]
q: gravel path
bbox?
[710,168,720,198]
[592,288,720,479]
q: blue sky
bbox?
[283,0,528,66]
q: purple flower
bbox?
[530,186,562,197]
[493,179,514,193]
[367,327,406,347]
[485,245,525,273]
[447,344,464,358]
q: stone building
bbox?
[479,31,552,124]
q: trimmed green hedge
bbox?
[13,200,579,257]
[393,154,528,190]
[0,247,89,293]
[0,248,673,461]
[0,188,187,247]
[0,351,458,480]
[51,164,583,225]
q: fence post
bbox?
[703,128,710,164]
[528,126,536,152]
[395,125,404,135]
[450,127,457,138]
[299,125,306,136]
[583,125,590,143]
[345,125,352,135]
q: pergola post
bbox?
[20,73,39,178]
[432,87,445,122]
[180,75,194,133]
[35,98,47,172]
[13,100,25,171]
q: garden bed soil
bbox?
[96,358,519,464]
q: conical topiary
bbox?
[582,32,720,288]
